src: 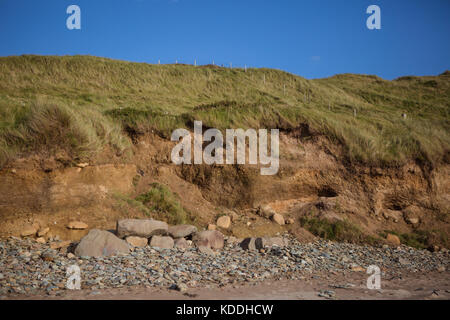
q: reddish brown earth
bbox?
[0,131,448,248]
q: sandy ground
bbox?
[4,271,449,300]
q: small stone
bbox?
[67,253,76,259]
[125,236,148,247]
[437,266,446,272]
[21,225,38,237]
[286,218,295,225]
[76,163,89,168]
[271,213,285,225]
[386,234,401,246]
[216,216,231,229]
[35,237,46,244]
[170,283,188,292]
[258,205,276,219]
[50,240,72,250]
[230,212,239,222]
[351,266,366,272]
[67,221,88,230]
[208,224,216,231]
[41,252,55,262]
[37,227,50,237]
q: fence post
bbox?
[194,59,197,66]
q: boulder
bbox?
[116,219,168,238]
[126,236,148,247]
[216,216,231,229]
[240,237,287,250]
[174,237,190,249]
[67,221,88,230]
[168,225,197,239]
[150,236,174,249]
[240,238,263,251]
[386,234,401,246]
[75,229,130,257]
[271,213,285,225]
[192,230,224,249]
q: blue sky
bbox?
[0,0,448,79]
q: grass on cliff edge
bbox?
[0,55,449,168]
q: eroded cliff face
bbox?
[0,131,448,247]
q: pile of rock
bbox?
[74,219,226,257]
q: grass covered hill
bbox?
[0,55,449,168]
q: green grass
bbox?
[0,55,449,168]
[380,230,449,250]
[300,216,379,244]
[135,183,189,225]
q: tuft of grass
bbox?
[0,101,131,167]
[380,230,449,250]
[0,55,449,168]
[300,216,379,244]
[135,183,189,225]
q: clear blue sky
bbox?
[0,0,448,79]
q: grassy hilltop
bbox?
[0,55,449,168]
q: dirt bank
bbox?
[0,130,448,247]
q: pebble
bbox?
[0,236,448,297]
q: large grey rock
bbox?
[168,225,197,239]
[116,219,168,238]
[262,237,287,248]
[240,237,287,250]
[240,238,264,250]
[192,230,224,249]
[75,229,130,257]
[150,236,174,249]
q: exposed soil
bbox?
[0,130,449,248]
